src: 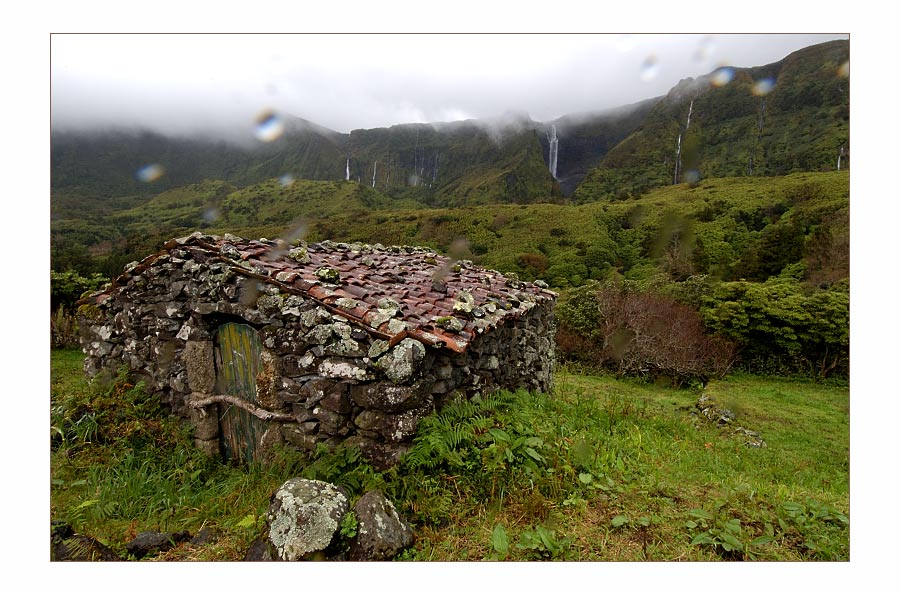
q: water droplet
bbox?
[710,67,734,87]
[684,170,701,184]
[640,55,659,82]
[752,78,776,96]
[254,109,284,142]
[838,61,849,78]
[282,221,309,244]
[279,173,295,187]
[136,164,165,182]
[202,207,221,224]
[238,279,261,306]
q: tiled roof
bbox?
[98,232,557,354]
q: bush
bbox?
[700,276,849,379]
[51,270,109,349]
[51,270,109,312]
[556,281,736,386]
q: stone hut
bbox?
[79,232,556,468]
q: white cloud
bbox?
[51,33,848,137]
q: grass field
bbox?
[50,349,849,561]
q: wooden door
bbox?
[215,322,267,463]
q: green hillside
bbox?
[574,40,849,203]
[219,171,848,290]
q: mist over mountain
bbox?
[52,39,849,216]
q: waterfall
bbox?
[673,100,695,184]
[412,129,419,186]
[372,161,377,188]
[674,133,682,184]
[758,99,766,133]
[345,158,350,181]
[837,145,845,171]
[547,124,559,179]
[433,154,439,183]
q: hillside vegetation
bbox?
[575,40,849,202]
[52,170,849,379]
[51,349,849,561]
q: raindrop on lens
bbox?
[136,163,165,182]
[685,170,700,184]
[752,78,776,96]
[711,67,734,87]
[279,173,295,187]
[254,110,285,142]
[640,55,659,81]
[838,61,849,78]
[202,207,221,223]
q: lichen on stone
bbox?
[368,340,390,359]
[335,297,359,310]
[289,246,311,264]
[315,267,340,284]
[452,290,475,316]
[435,316,464,333]
[266,478,349,561]
[386,319,408,334]
[376,338,426,384]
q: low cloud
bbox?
[51,34,847,139]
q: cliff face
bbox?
[538,99,659,196]
[51,107,650,206]
[341,117,558,206]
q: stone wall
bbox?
[80,237,555,468]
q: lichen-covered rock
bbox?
[435,316,464,333]
[368,339,390,359]
[318,357,374,382]
[452,290,475,315]
[266,479,349,561]
[354,403,431,443]
[350,378,432,413]
[376,338,425,384]
[348,490,414,561]
[288,246,311,264]
[315,267,340,284]
[183,340,215,393]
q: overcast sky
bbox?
[51,33,847,139]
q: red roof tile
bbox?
[97,232,557,354]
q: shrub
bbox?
[700,276,849,379]
[51,270,108,312]
[51,270,109,349]
[517,252,549,277]
[556,281,736,386]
